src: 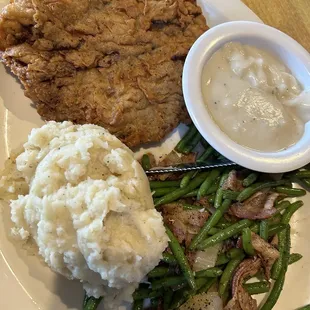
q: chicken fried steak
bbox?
[0,0,208,147]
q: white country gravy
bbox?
[201,42,306,152]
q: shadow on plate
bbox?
[0,64,44,125]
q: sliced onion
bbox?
[179,292,223,310]
[193,243,222,272]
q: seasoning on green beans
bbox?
[195,267,223,278]
[243,172,259,187]
[165,226,196,290]
[261,226,291,310]
[242,227,255,256]
[219,254,245,297]
[243,281,270,295]
[198,219,253,250]
[275,186,306,197]
[259,220,269,241]
[197,169,221,200]
[189,199,232,250]
[155,172,209,207]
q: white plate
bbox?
[0,1,309,309]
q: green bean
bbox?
[175,124,197,153]
[197,277,217,294]
[151,276,187,290]
[184,189,199,198]
[197,169,221,200]
[155,172,209,207]
[189,199,232,250]
[275,186,306,197]
[195,277,211,291]
[227,248,244,259]
[216,222,232,229]
[165,226,196,290]
[268,224,287,237]
[141,154,151,170]
[243,173,259,187]
[161,252,177,265]
[183,131,202,154]
[201,139,210,149]
[180,171,197,188]
[243,281,270,295]
[293,170,310,179]
[222,190,240,200]
[250,222,259,234]
[83,296,103,310]
[260,220,269,241]
[215,253,230,266]
[242,227,255,256]
[297,305,310,310]
[214,171,231,209]
[198,219,253,250]
[268,213,282,225]
[208,193,216,204]
[195,267,223,278]
[151,298,159,307]
[275,200,291,212]
[208,227,221,235]
[206,177,220,195]
[133,300,143,310]
[150,180,181,189]
[219,254,245,297]
[261,226,291,310]
[281,200,303,224]
[148,267,171,278]
[153,187,179,197]
[289,253,303,265]
[237,180,288,202]
[133,288,150,300]
[133,288,162,300]
[163,290,173,310]
[170,289,188,309]
[197,146,214,163]
[182,203,204,211]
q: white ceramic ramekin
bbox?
[183,21,310,173]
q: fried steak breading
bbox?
[0,0,208,147]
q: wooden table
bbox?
[242,0,310,51]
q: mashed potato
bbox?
[7,121,168,308]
